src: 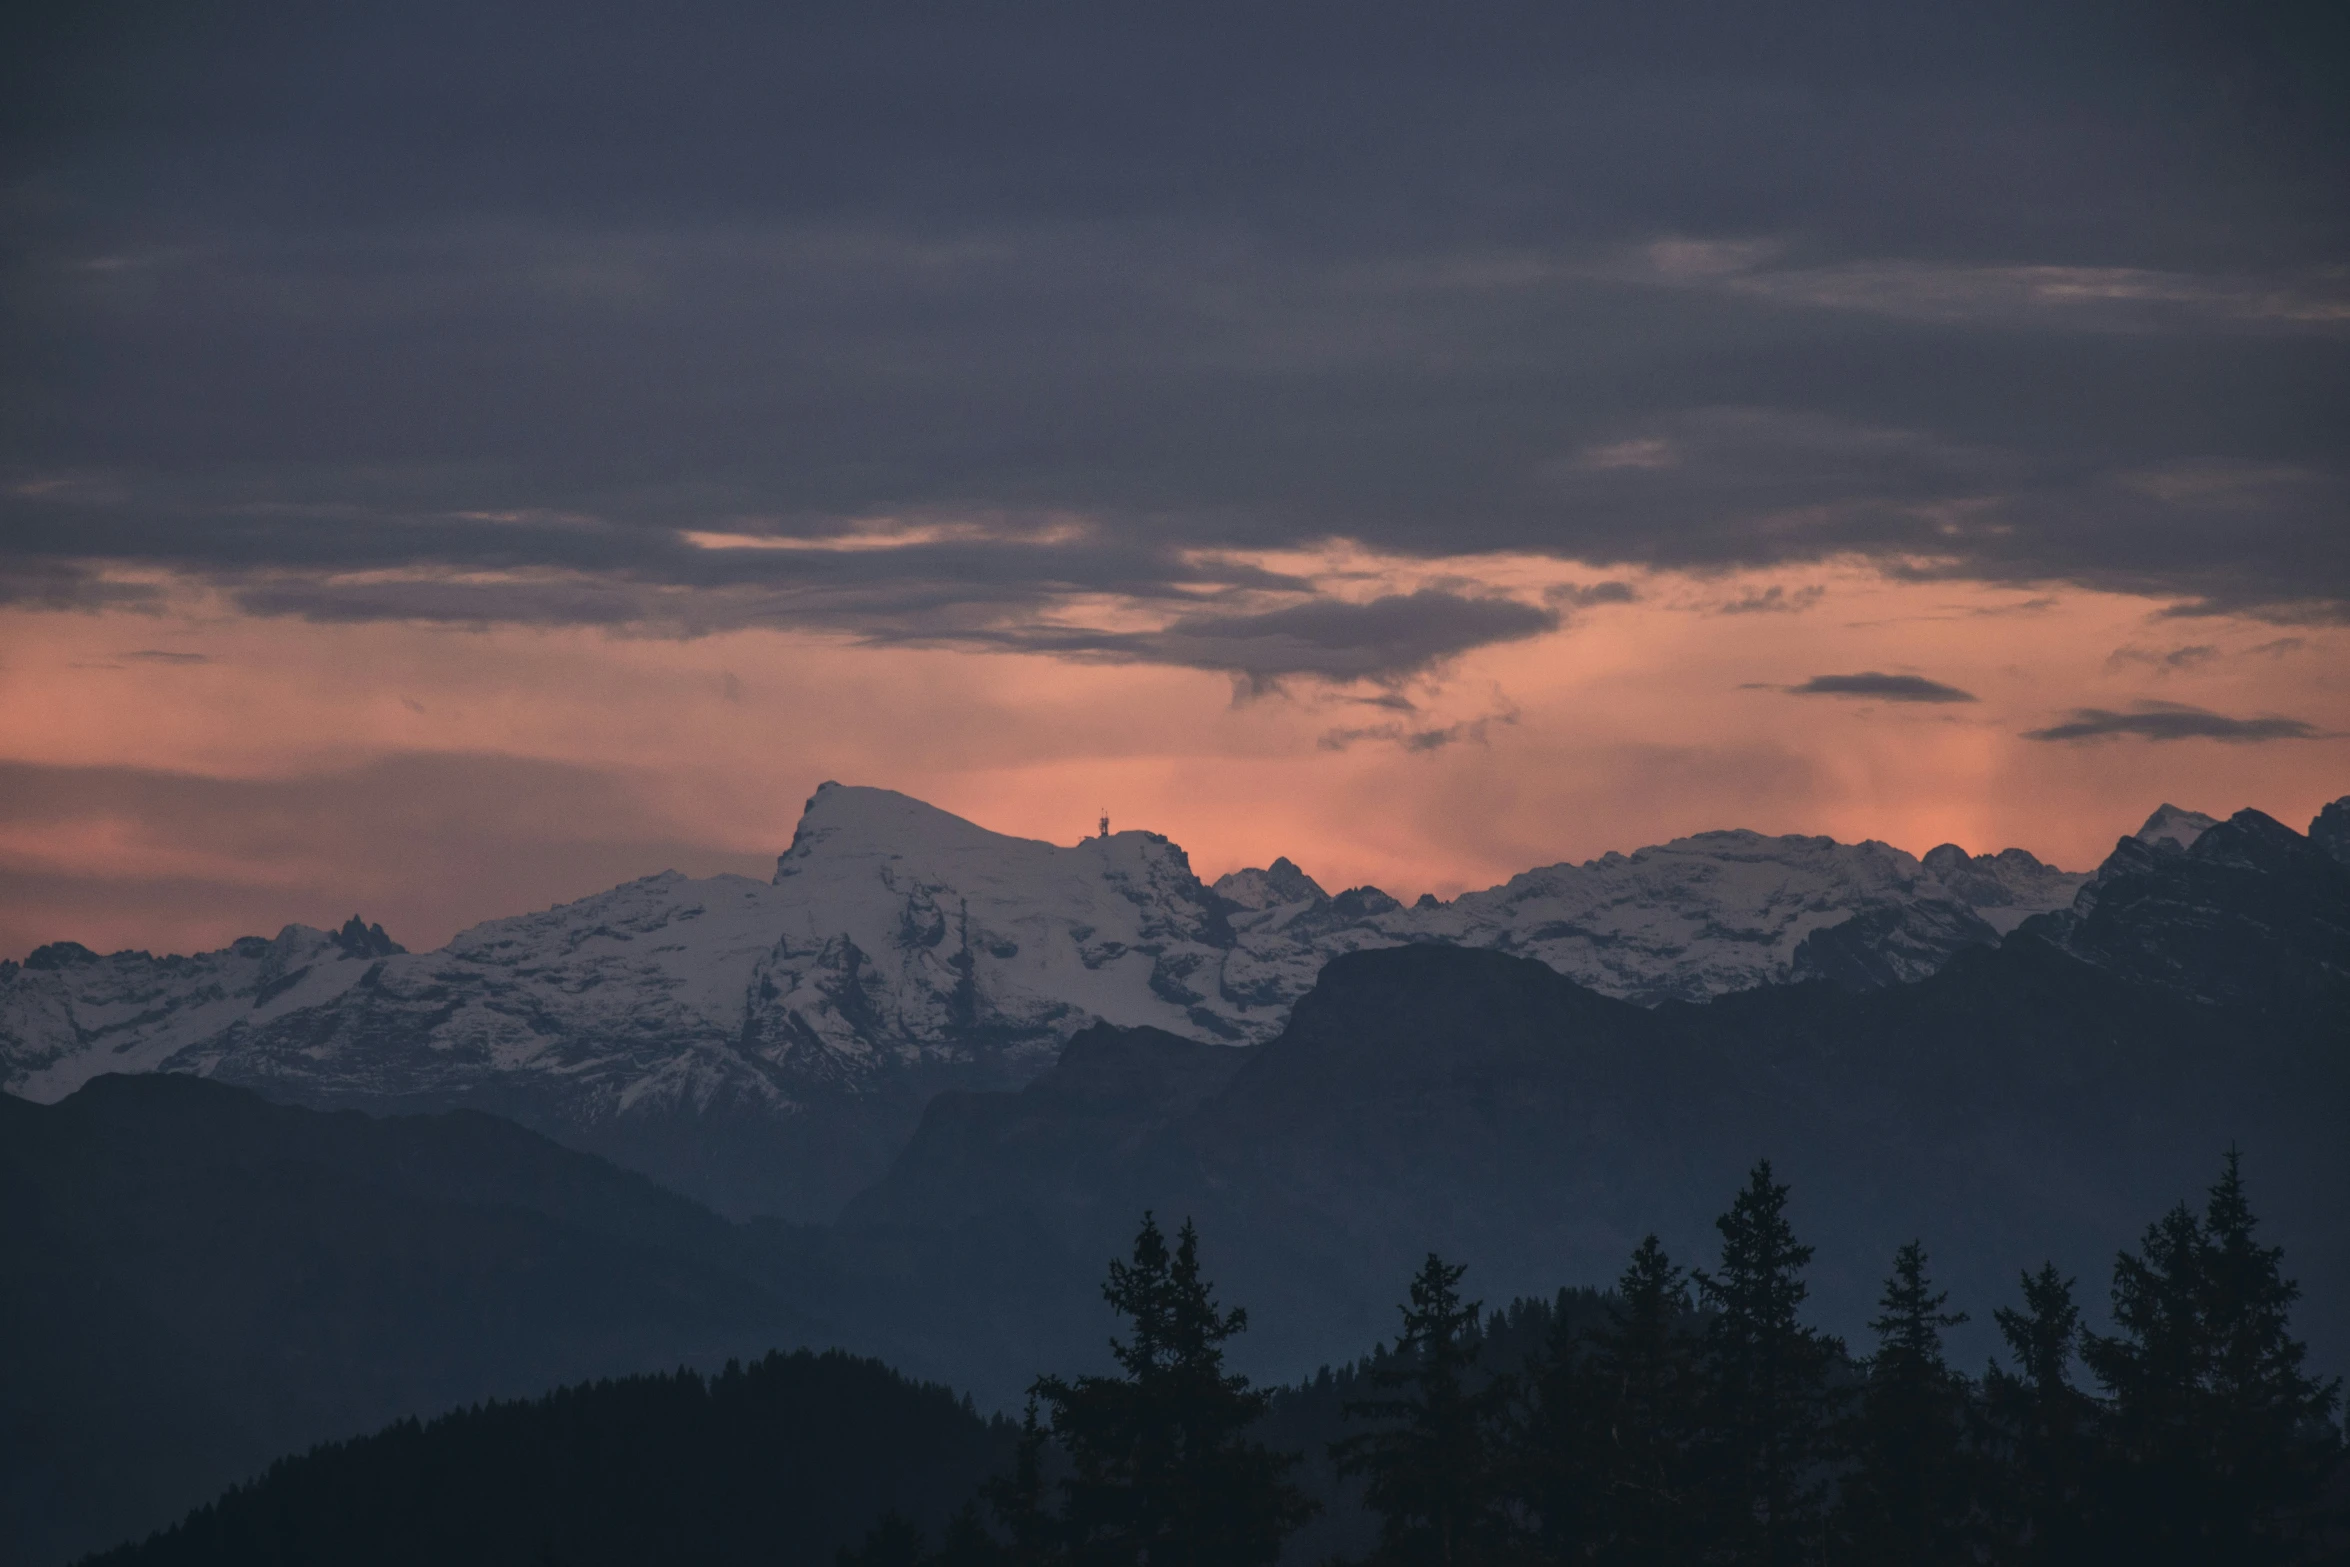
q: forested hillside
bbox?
[85,1352,1012,1567]
[91,1163,2346,1565]
[0,1077,822,1564]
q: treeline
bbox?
[84,1350,1013,1567]
[78,1152,2345,1566]
[853,1153,2344,1566]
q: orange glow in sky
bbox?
[4,549,2342,961]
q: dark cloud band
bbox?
[1783,673,1978,703]
[905,590,1559,685]
[3,0,2345,656]
[2020,703,2325,744]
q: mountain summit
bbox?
[2133,801,2222,852]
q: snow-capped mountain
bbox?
[1211,829,2087,1007]
[0,782,2129,1216]
[2131,802,2222,854]
[1,917,402,1101]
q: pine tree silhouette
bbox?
[1837,1242,1973,1565]
[976,1400,1057,1565]
[1518,1273,1601,1559]
[1033,1213,1314,1567]
[1981,1263,2096,1565]
[838,1511,929,1567]
[1565,1235,1700,1566]
[2083,1150,2344,1564]
[1693,1161,1842,1567]
[1335,1253,1516,1566]
[931,1503,1010,1567]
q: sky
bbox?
[2,0,2346,960]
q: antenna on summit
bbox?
[1099,807,1110,839]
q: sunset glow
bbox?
[5,554,2340,959]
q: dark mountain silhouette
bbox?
[0,1077,827,1566]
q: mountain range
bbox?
[2,785,2105,1218]
[5,791,2343,1565]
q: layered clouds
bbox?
[2,0,2346,951]
[8,0,2350,648]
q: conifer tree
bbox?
[977,1402,1056,1565]
[2082,1151,2343,1564]
[1515,1276,1598,1561]
[1033,1213,1314,1567]
[839,1512,930,1567]
[1567,1235,1700,1566]
[1836,1242,1972,1566]
[932,1503,1011,1567]
[1693,1161,1842,1567]
[1981,1264,2095,1565]
[1336,1253,1517,1565]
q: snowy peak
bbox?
[1918,843,2084,935]
[2133,803,2220,853]
[776,782,1062,879]
[773,782,1222,943]
[1213,857,1330,911]
[1420,829,2011,1001]
[2028,806,2350,1008]
[0,920,399,1100]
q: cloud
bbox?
[964,590,1560,686]
[0,0,2343,637]
[1577,440,1678,471]
[6,475,1563,679]
[1544,580,1638,607]
[0,753,767,960]
[154,518,1316,645]
[118,649,212,665]
[2020,702,2326,744]
[1783,672,1978,703]
[2105,644,2219,674]
[1718,584,1826,615]
[0,559,165,613]
[1318,713,1517,753]
[1632,249,2350,334]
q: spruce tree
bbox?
[2198,1149,2346,1545]
[932,1504,1012,1567]
[1570,1235,1700,1566]
[1336,1253,1516,1566]
[1515,1290,1595,1562]
[1693,1161,1842,1567]
[2082,1151,2343,1564]
[1981,1264,2095,1565]
[978,1402,1057,1565]
[1836,1242,1972,1566]
[1033,1213,1314,1567]
[839,1512,929,1567]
